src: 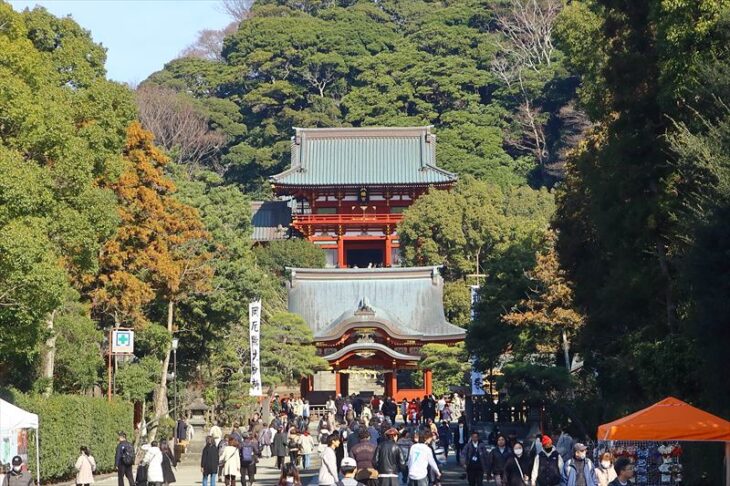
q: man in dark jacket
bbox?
[201,436,219,486]
[271,426,289,470]
[373,428,405,486]
[382,398,397,425]
[487,434,511,486]
[115,432,135,486]
[461,431,489,486]
[350,429,377,485]
[420,396,436,424]
[453,419,469,466]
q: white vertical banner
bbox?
[248,300,263,396]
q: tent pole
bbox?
[725,442,729,486]
[35,429,40,486]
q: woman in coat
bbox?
[219,437,241,486]
[201,436,219,486]
[503,440,532,486]
[74,446,96,486]
[159,439,177,485]
[271,426,289,470]
[142,442,164,486]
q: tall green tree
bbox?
[0,3,136,391]
[554,0,729,417]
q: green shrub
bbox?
[4,391,133,482]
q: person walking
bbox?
[555,429,574,464]
[531,436,563,486]
[340,457,367,486]
[2,456,33,486]
[595,452,617,486]
[406,431,440,486]
[277,463,303,486]
[272,426,289,471]
[201,436,219,486]
[299,430,315,470]
[461,431,489,486]
[239,432,260,486]
[159,440,177,486]
[319,434,341,486]
[75,446,97,486]
[562,443,598,486]
[607,458,633,486]
[115,432,136,486]
[141,442,164,486]
[220,437,241,486]
[436,421,451,460]
[487,434,511,486]
[373,428,405,486]
[259,425,273,459]
[350,429,377,486]
[453,419,468,466]
[503,441,531,486]
[210,423,223,447]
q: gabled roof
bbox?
[250,201,291,241]
[287,266,465,340]
[271,126,457,187]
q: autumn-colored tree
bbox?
[502,230,584,369]
[92,122,212,424]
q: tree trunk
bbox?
[561,328,571,370]
[39,309,58,396]
[150,300,175,441]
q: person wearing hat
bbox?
[339,457,366,486]
[2,456,32,486]
[373,428,405,486]
[562,443,598,486]
[531,435,563,486]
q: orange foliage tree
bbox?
[502,230,584,369]
[92,122,212,420]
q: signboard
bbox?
[248,300,263,396]
[111,329,134,354]
[471,370,486,396]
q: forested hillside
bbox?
[144,0,585,193]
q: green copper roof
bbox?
[271,127,457,187]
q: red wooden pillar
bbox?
[337,237,345,268]
[384,235,392,267]
[335,370,341,396]
[390,369,398,399]
[424,369,433,395]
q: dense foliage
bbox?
[1,390,133,482]
[145,0,583,192]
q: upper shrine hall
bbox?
[253,126,465,400]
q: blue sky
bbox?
[9,0,232,84]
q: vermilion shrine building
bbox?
[254,126,466,401]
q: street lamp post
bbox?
[171,337,179,416]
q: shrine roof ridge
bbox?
[271,126,457,188]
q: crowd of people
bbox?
[11,391,632,486]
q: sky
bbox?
[9,0,232,84]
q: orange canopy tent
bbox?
[597,397,730,485]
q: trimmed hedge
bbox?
[8,392,133,482]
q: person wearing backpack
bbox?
[561,443,598,486]
[239,432,260,486]
[75,446,97,486]
[530,436,563,486]
[115,432,135,486]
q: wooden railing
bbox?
[292,213,404,225]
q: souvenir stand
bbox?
[596,397,730,486]
[0,398,41,485]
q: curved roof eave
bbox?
[323,342,421,362]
